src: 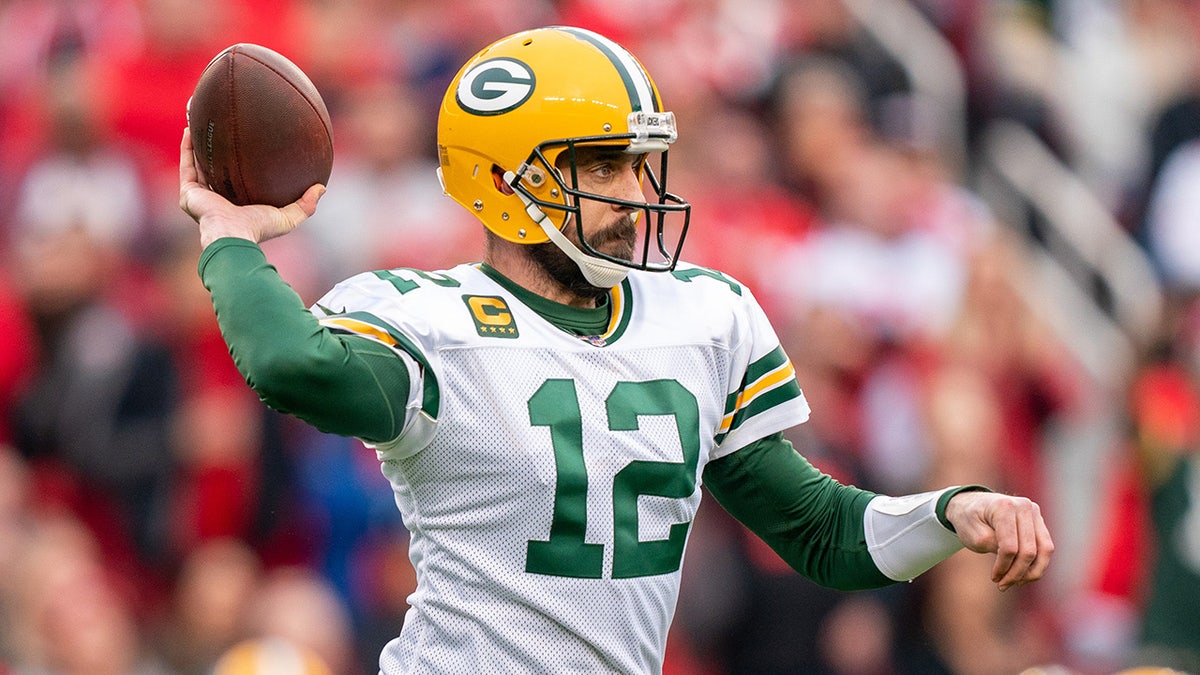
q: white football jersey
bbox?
[311,262,810,674]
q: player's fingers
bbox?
[275,184,325,231]
[989,502,1019,586]
[995,502,1039,591]
[988,521,1017,583]
[295,184,326,219]
[1017,504,1055,586]
[180,128,198,187]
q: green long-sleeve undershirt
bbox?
[200,238,409,443]
[199,237,893,590]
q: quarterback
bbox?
[180,26,1053,674]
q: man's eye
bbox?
[591,163,615,178]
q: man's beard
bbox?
[527,215,637,302]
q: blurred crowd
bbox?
[2,0,1200,673]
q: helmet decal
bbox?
[556,27,659,113]
[456,57,537,116]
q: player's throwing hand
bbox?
[178,128,324,249]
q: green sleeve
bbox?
[702,433,893,590]
[198,237,409,443]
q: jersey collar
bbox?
[477,263,633,346]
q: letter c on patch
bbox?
[469,296,512,325]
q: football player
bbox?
[180,26,1053,674]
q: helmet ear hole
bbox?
[491,165,515,196]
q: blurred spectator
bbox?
[0,0,141,188]
[771,141,971,345]
[298,77,481,285]
[3,512,170,674]
[777,0,911,122]
[1121,308,1200,673]
[156,538,263,674]
[0,279,36,447]
[212,638,332,675]
[669,101,818,318]
[1142,140,1200,292]
[11,53,147,252]
[9,182,180,594]
[241,567,356,675]
[0,0,140,94]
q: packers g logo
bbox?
[464,295,520,338]
[456,58,536,116]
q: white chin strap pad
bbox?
[864,488,965,582]
[504,171,630,289]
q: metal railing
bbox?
[979,120,1164,371]
[842,0,1163,389]
[840,0,970,177]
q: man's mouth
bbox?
[596,215,638,256]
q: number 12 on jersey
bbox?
[525,378,701,579]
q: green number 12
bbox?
[525,379,700,579]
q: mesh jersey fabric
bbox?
[311,262,810,674]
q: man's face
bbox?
[557,145,646,261]
[525,145,648,298]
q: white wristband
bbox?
[864,488,965,582]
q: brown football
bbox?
[187,43,333,207]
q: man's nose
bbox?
[613,165,643,208]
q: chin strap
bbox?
[503,171,629,289]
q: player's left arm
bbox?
[703,433,889,590]
[703,433,1053,592]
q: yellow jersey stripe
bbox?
[319,317,401,347]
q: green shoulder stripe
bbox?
[720,380,804,441]
[747,346,789,382]
[715,347,802,444]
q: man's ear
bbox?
[491,166,515,195]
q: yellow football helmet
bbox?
[437,26,690,287]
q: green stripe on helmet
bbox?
[556,26,660,113]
